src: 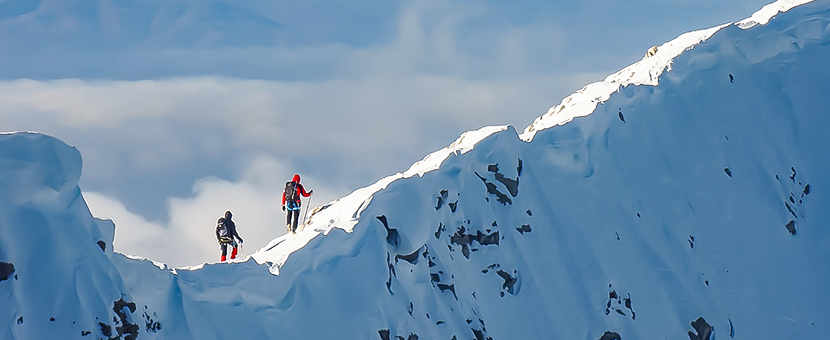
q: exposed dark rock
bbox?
[724,168,732,178]
[478,231,499,246]
[435,223,446,239]
[482,264,499,274]
[408,302,413,316]
[516,224,532,234]
[790,167,797,182]
[0,262,14,282]
[785,220,797,235]
[605,285,635,319]
[386,253,396,294]
[489,163,520,197]
[112,298,139,340]
[472,328,489,340]
[475,172,512,205]
[437,283,458,300]
[396,248,421,265]
[496,270,517,295]
[803,184,811,196]
[728,73,734,83]
[436,190,448,210]
[99,322,113,337]
[618,111,626,123]
[143,308,162,333]
[689,235,695,249]
[517,158,523,176]
[526,209,532,216]
[17,316,22,324]
[81,330,91,336]
[97,240,106,252]
[450,226,499,259]
[688,317,713,340]
[729,319,735,338]
[379,329,391,340]
[377,215,400,248]
[448,201,458,213]
[421,246,436,268]
[600,331,622,340]
[615,231,620,240]
[785,202,797,218]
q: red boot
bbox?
[231,247,238,259]
[221,255,227,262]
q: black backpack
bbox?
[217,220,232,243]
[284,181,299,201]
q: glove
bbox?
[238,238,244,244]
[309,190,314,195]
[281,205,285,211]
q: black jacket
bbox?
[216,217,243,243]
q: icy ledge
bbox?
[249,0,814,275]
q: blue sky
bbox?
[0,0,774,265]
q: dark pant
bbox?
[220,241,237,256]
[286,209,300,232]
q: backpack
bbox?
[284,181,299,202]
[217,221,233,244]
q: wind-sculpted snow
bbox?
[0,132,143,339]
[2,0,830,339]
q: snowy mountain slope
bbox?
[0,132,137,339]
[2,0,830,339]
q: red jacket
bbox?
[282,174,312,205]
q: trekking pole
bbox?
[303,195,313,224]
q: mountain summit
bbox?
[1,0,829,339]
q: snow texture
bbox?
[2,0,830,339]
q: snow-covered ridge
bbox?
[520,0,816,141]
[737,0,816,28]
[249,0,815,275]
